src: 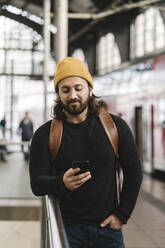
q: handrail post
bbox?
[41,196,70,248]
[41,197,47,248]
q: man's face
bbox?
[58,76,93,116]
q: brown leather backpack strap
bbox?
[99,108,121,203]
[99,108,119,158]
[49,117,63,161]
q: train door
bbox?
[142,105,153,173]
[153,95,165,173]
[134,106,143,167]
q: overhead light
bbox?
[49,24,57,34]
[3,5,22,15]
[28,14,44,25]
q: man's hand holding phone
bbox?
[63,161,92,190]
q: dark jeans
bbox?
[64,221,125,248]
[0,145,7,161]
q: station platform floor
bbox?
[0,152,165,248]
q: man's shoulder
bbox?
[96,111,128,134]
[109,113,130,132]
[96,112,124,126]
[107,113,123,126]
[33,120,52,138]
[109,113,120,122]
[109,113,133,139]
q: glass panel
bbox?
[155,11,165,49]
[72,49,85,62]
[0,16,54,135]
[131,8,165,58]
[97,33,121,74]
[0,50,4,73]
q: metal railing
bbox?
[0,140,69,247]
[41,196,70,248]
[0,140,30,145]
[0,140,31,154]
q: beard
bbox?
[60,94,90,116]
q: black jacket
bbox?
[29,114,142,226]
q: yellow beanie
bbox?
[54,57,93,92]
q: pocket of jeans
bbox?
[108,226,121,232]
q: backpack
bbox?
[49,107,121,202]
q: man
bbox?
[18,112,33,160]
[29,57,142,248]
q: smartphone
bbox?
[72,160,90,174]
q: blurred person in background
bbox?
[0,116,6,139]
[18,112,33,161]
[0,116,7,162]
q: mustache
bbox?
[67,99,81,104]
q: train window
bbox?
[72,49,86,63]
[131,8,165,59]
[97,33,121,75]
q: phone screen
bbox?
[72,160,90,174]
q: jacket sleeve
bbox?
[31,121,34,135]
[29,124,71,199]
[112,116,143,224]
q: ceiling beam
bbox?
[0,9,42,34]
[68,0,162,20]
[69,0,162,43]
[143,5,165,10]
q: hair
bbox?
[97,100,108,110]
[52,94,106,120]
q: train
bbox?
[94,54,165,177]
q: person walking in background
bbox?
[18,112,33,161]
[0,116,8,162]
[29,57,142,248]
[0,117,7,162]
[0,116,6,139]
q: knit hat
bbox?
[54,57,93,92]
